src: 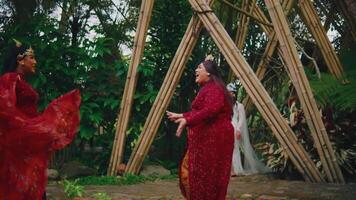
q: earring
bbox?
[207,73,210,76]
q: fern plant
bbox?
[308,46,356,112]
[309,69,356,112]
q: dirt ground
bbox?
[47,174,356,200]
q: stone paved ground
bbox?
[47,175,356,200]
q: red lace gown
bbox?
[180,81,234,200]
[0,72,81,200]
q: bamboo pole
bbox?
[235,0,256,51]
[244,0,295,112]
[189,0,324,182]
[125,0,216,174]
[191,0,320,182]
[228,0,255,83]
[264,0,344,183]
[127,21,200,173]
[126,18,198,173]
[297,0,345,80]
[193,0,321,182]
[242,32,279,110]
[219,0,273,28]
[107,0,154,176]
[253,5,274,36]
[266,0,334,182]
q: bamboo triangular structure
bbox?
[264,0,344,183]
[107,0,154,176]
[125,0,216,174]
[227,0,256,83]
[111,0,347,184]
[231,0,344,183]
[243,0,295,112]
[297,0,345,80]
[125,0,324,182]
[235,0,256,50]
[188,0,323,182]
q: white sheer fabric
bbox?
[231,102,271,175]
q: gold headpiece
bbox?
[17,47,34,60]
[14,38,35,60]
[23,47,34,57]
[205,54,214,62]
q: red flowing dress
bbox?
[180,81,234,200]
[0,72,81,200]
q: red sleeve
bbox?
[33,89,81,150]
[183,84,225,126]
[0,73,81,154]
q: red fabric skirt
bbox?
[0,73,81,200]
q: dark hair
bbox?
[2,44,29,74]
[202,60,233,107]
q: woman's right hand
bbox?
[166,111,183,121]
[175,118,187,138]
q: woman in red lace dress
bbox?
[167,58,234,200]
[0,42,81,200]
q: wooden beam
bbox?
[107,0,154,176]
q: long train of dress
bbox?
[231,102,271,175]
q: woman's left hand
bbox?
[236,131,241,140]
[175,118,187,138]
[166,111,183,121]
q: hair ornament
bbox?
[204,54,214,62]
[13,38,22,47]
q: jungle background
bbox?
[0,0,355,182]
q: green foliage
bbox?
[308,47,356,112]
[309,72,356,112]
[0,1,133,174]
[75,174,177,186]
[63,179,85,199]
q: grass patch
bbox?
[74,173,178,185]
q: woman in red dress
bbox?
[0,41,81,200]
[167,57,234,200]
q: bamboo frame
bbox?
[125,0,216,174]
[297,0,345,80]
[243,0,295,112]
[107,0,154,176]
[111,0,346,184]
[187,0,324,182]
[235,0,256,51]
[219,0,273,28]
[228,0,255,83]
[265,0,344,183]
